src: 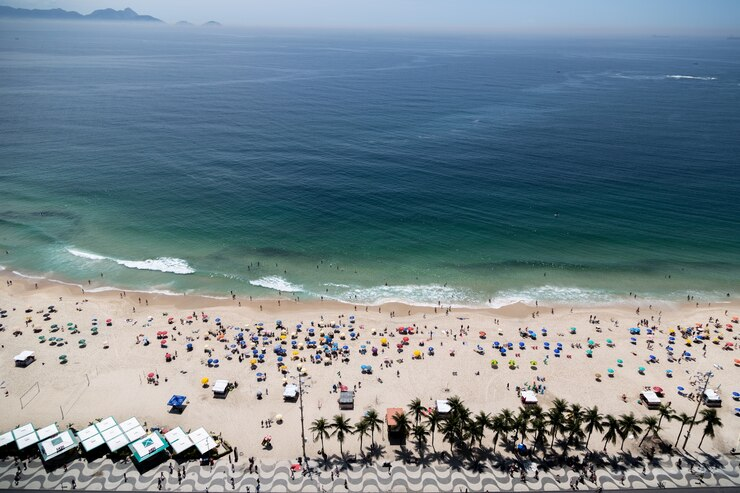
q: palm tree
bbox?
[639,415,660,446]
[496,408,515,449]
[564,413,585,447]
[513,408,531,444]
[425,409,442,452]
[408,398,426,426]
[471,411,493,448]
[392,410,412,446]
[602,415,620,452]
[583,406,604,449]
[364,408,384,447]
[411,424,428,458]
[530,414,548,451]
[697,409,723,450]
[617,413,643,451]
[547,398,569,447]
[330,414,353,456]
[310,417,330,455]
[354,418,371,453]
[656,403,674,428]
[674,412,693,448]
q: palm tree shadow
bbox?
[365,443,386,462]
[697,451,723,470]
[394,447,415,464]
[618,450,643,468]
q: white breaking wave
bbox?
[666,75,717,81]
[0,265,5,271]
[66,248,195,274]
[488,285,614,308]
[12,270,45,280]
[327,284,477,308]
[249,276,304,293]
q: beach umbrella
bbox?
[519,342,525,349]
[595,373,602,380]
[167,395,187,407]
[250,358,257,365]
[201,377,209,385]
[380,338,388,346]
[638,366,646,374]
[607,368,615,376]
[493,341,500,348]
[586,349,593,357]
[491,359,498,367]
[617,359,623,366]
[413,350,421,358]
[653,386,664,394]
[666,369,673,377]
[543,342,550,350]
[479,331,486,338]
[148,372,155,378]
[530,360,537,366]
[649,354,657,361]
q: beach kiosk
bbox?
[521,390,539,405]
[338,391,354,410]
[188,427,217,457]
[164,427,194,456]
[212,380,230,398]
[640,391,662,409]
[703,389,722,407]
[12,424,38,453]
[38,430,78,467]
[283,384,299,402]
[128,431,168,468]
[14,350,35,367]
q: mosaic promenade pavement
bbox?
[1,453,738,491]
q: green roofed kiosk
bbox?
[38,430,78,465]
[128,431,168,464]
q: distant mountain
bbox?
[175,20,194,26]
[0,5,162,22]
[202,21,222,27]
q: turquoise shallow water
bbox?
[1,22,739,306]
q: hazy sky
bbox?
[7,0,740,34]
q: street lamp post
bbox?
[682,370,712,449]
[298,375,308,466]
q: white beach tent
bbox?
[81,433,106,453]
[213,380,229,395]
[14,350,35,367]
[95,417,117,433]
[0,431,14,448]
[106,433,130,453]
[188,427,217,455]
[164,426,194,455]
[283,384,299,400]
[119,417,141,433]
[521,390,539,404]
[38,430,78,462]
[36,423,60,441]
[436,400,451,414]
[13,423,38,450]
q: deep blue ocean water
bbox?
[1,22,739,306]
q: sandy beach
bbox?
[2,269,738,465]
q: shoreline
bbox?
[2,267,734,315]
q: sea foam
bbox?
[67,248,195,274]
[249,276,303,293]
[328,284,477,307]
[488,285,614,308]
[666,75,717,81]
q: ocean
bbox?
[1,22,739,307]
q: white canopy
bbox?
[436,399,451,413]
[194,436,217,454]
[81,434,106,452]
[641,391,661,404]
[14,350,35,362]
[39,430,77,461]
[704,389,721,401]
[125,426,146,442]
[16,432,39,450]
[119,417,141,433]
[37,423,60,441]
[521,390,539,404]
[95,417,117,433]
[13,423,35,440]
[0,431,14,447]
[213,380,229,394]
[76,424,100,442]
[188,427,209,444]
[170,436,194,454]
[283,384,298,399]
[101,425,124,442]
[106,433,129,452]
[164,427,188,444]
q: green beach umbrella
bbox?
[617,359,623,366]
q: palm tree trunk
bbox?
[586,430,592,449]
[675,424,685,448]
[620,436,626,451]
[639,431,649,446]
[698,432,706,450]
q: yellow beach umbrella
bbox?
[250,358,257,365]
[201,377,209,385]
[413,350,421,358]
[380,337,388,346]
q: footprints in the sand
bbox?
[1,454,738,491]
